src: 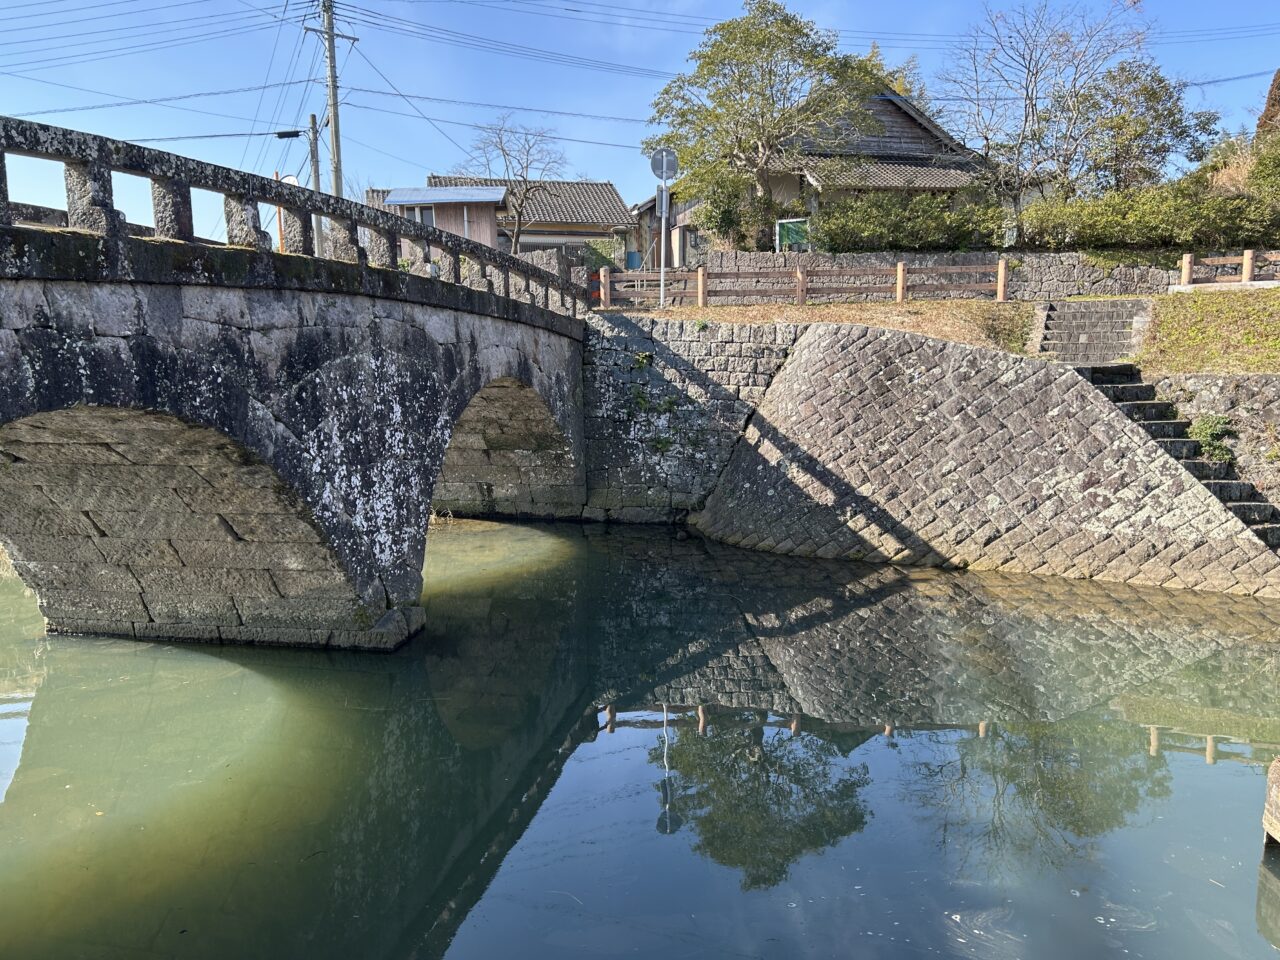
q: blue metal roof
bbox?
[383,186,507,206]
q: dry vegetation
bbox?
[627,300,1036,354]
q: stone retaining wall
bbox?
[1154,374,1280,509]
[693,323,1280,597]
[583,313,1280,598]
[583,313,802,521]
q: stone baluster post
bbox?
[325,218,365,266]
[0,151,10,227]
[436,247,462,285]
[365,228,399,270]
[500,265,511,300]
[64,157,118,233]
[223,194,272,251]
[402,237,431,276]
[280,208,315,256]
[150,178,194,241]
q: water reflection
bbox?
[0,522,1278,958]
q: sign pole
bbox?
[649,148,679,312]
[659,181,668,308]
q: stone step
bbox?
[1157,438,1201,458]
[1252,524,1280,548]
[1096,383,1156,402]
[1117,400,1178,422]
[1228,501,1280,524]
[1044,333,1134,344]
[1202,479,1258,502]
[1049,320,1141,330]
[1059,353,1133,365]
[1083,363,1140,384]
[1179,458,1231,481]
[1139,419,1192,440]
[1046,299,1150,312]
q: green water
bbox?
[3,521,1280,959]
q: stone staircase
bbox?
[1083,363,1280,550]
[1035,299,1150,365]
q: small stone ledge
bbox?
[0,224,583,343]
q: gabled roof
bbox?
[385,185,507,205]
[428,175,633,226]
[802,156,975,191]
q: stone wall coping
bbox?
[0,115,589,317]
[0,224,584,342]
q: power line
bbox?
[0,20,296,74]
[347,43,472,157]
[128,128,306,142]
[344,99,639,149]
[339,83,649,124]
[11,78,320,119]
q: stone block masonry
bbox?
[1154,374,1280,518]
[582,313,803,522]
[692,323,1280,597]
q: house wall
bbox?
[432,203,499,247]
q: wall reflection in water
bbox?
[0,521,1278,959]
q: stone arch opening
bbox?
[0,406,393,649]
[432,378,584,519]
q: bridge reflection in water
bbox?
[1,522,1279,958]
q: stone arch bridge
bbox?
[0,117,591,650]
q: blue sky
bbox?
[2,0,1277,233]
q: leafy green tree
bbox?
[646,0,880,249]
[650,715,871,890]
[1076,59,1219,194]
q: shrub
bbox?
[1187,414,1236,463]
[1020,181,1280,251]
[811,192,1004,253]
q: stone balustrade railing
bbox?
[0,115,589,318]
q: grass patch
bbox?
[1141,289,1280,374]
[630,300,1036,354]
[1187,414,1236,463]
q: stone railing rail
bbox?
[0,115,589,318]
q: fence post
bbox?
[895,261,907,302]
[795,266,807,306]
[1180,252,1194,286]
[697,265,707,308]
[996,257,1008,302]
[1242,249,1256,284]
[599,266,611,308]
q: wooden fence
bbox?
[1180,249,1280,286]
[599,259,1008,308]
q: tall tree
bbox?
[457,113,567,252]
[646,0,880,246]
[1259,68,1280,140]
[1076,59,1219,194]
[939,1,1147,213]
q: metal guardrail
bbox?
[0,115,589,318]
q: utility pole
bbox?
[308,113,324,242]
[321,0,343,198]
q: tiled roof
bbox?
[802,157,976,191]
[385,185,507,205]
[428,175,633,226]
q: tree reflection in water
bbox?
[647,709,872,889]
[903,714,1172,876]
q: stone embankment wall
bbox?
[681,250,1235,301]
[583,314,802,521]
[1155,374,1280,510]
[583,314,1280,598]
